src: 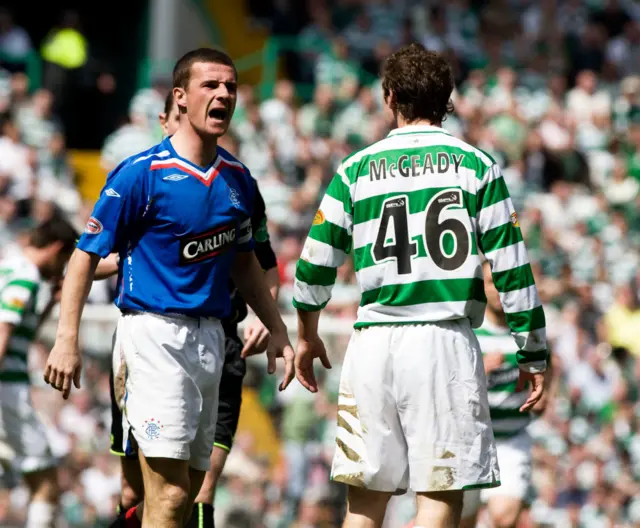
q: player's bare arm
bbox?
[295,309,332,393]
[44,249,100,399]
[242,266,280,357]
[0,322,14,367]
[231,251,294,390]
[94,253,119,280]
[483,351,505,374]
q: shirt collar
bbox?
[387,124,451,137]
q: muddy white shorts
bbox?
[331,320,500,493]
[112,311,224,472]
[0,383,56,473]
[462,429,532,518]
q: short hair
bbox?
[172,48,236,89]
[29,213,79,255]
[382,43,454,124]
[163,90,174,115]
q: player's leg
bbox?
[395,322,499,528]
[343,487,392,528]
[331,327,409,527]
[118,313,217,527]
[459,490,481,528]
[2,384,59,528]
[22,468,59,528]
[414,491,463,528]
[138,452,191,527]
[481,431,532,528]
[120,458,144,511]
[189,332,245,528]
[109,364,144,519]
[183,317,226,527]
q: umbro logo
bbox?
[105,188,120,197]
[163,174,189,181]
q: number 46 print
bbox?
[372,189,471,274]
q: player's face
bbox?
[175,61,237,138]
[159,101,180,137]
[483,263,502,314]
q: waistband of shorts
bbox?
[120,309,220,324]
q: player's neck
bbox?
[396,116,441,129]
[485,308,507,328]
[170,126,218,168]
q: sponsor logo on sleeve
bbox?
[313,210,325,226]
[6,297,25,310]
[105,188,120,197]
[510,212,520,228]
[179,224,237,265]
[254,218,269,243]
[85,217,103,235]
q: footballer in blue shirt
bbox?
[44,48,295,528]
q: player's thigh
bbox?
[331,327,408,493]
[121,456,144,504]
[486,496,524,528]
[213,333,246,453]
[394,321,499,492]
[189,318,225,472]
[118,313,203,462]
[0,383,55,474]
[138,451,190,508]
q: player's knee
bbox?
[488,500,522,528]
[154,481,190,517]
[23,468,59,503]
[346,486,391,519]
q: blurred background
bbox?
[0,0,639,526]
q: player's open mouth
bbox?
[208,108,228,121]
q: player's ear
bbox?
[158,112,167,127]
[173,86,187,113]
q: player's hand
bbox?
[516,370,545,413]
[266,326,295,392]
[295,335,332,393]
[44,337,82,400]
[241,318,270,358]
[483,352,504,374]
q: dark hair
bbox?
[172,48,236,89]
[382,43,454,124]
[163,90,174,116]
[29,213,79,255]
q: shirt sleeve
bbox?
[293,165,353,311]
[236,174,256,253]
[251,184,277,271]
[0,278,38,325]
[76,162,147,258]
[476,163,548,374]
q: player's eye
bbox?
[225,83,237,94]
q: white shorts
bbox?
[112,312,224,472]
[462,429,532,518]
[0,383,56,473]
[331,320,500,493]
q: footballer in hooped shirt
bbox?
[44,48,298,528]
[95,89,280,528]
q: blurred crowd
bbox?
[0,0,639,526]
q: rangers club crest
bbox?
[143,418,164,440]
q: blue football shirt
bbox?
[77,137,256,319]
